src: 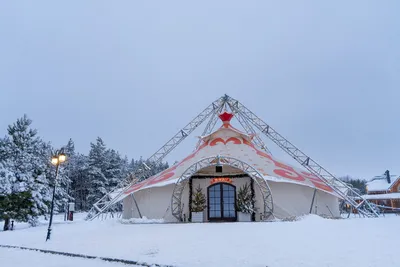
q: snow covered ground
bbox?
[1,248,126,267]
[1,214,399,267]
[0,212,88,232]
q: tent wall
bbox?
[122,180,340,222]
[312,189,340,217]
[122,184,178,222]
[267,181,340,218]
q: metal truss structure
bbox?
[170,155,274,221]
[225,96,378,217]
[87,94,379,221]
[195,102,225,149]
[230,105,272,154]
[87,97,226,220]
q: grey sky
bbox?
[0,1,399,180]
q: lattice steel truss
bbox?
[229,103,272,154]
[225,95,378,217]
[195,102,225,149]
[87,94,379,221]
[171,156,274,221]
[86,96,226,220]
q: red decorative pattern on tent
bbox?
[210,137,242,146]
[122,116,335,197]
[247,142,333,192]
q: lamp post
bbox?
[46,149,67,241]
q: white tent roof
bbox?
[116,113,338,203]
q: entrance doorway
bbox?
[207,183,237,221]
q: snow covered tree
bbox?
[125,157,169,182]
[145,159,169,177]
[0,153,14,230]
[0,144,12,195]
[128,158,137,173]
[0,115,51,226]
[105,149,124,190]
[0,191,34,231]
[67,151,89,211]
[87,137,108,206]
[50,139,74,212]
[236,183,255,214]
[121,156,130,180]
[340,176,367,194]
[0,114,171,217]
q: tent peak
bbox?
[218,111,234,123]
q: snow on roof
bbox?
[361,192,400,200]
[366,174,399,192]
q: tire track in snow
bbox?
[0,244,175,267]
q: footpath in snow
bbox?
[1,214,399,267]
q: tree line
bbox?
[339,175,367,195]
[0,115,369,230]
[0,115,168,230]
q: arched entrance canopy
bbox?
[171,155,274,221]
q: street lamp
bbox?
[46,148,67,241]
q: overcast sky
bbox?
[0,1,399,180]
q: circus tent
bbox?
[120,111,340,222]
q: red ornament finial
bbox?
[219,111,234,123]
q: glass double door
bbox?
[208,183,236,221]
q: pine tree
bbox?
[0,191,34,230]
[68,152,89,211]
[0,149,12,196]
[0,115,51,226]
[87,137,108,206]
[51,139,74,213]
[0,153,13,230]
[128,158,136,173]
[191,185,206,212]
[1,115,173,218]
[120,156,130,180]
[105,149,124,190]
[236,183,255,214]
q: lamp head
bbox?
[58,153,66,163]
[51,157,59,165]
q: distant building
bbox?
[362,171,400,211]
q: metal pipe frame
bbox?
[87,96,226,220]
[131,194,142,218]
[195,103,225,149]
[226,95,379,217]
[227,101,272,154]
[89,93,378,221]
[309,188,317,214]
[170,155,274,221]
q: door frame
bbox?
[207,182,237,222]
